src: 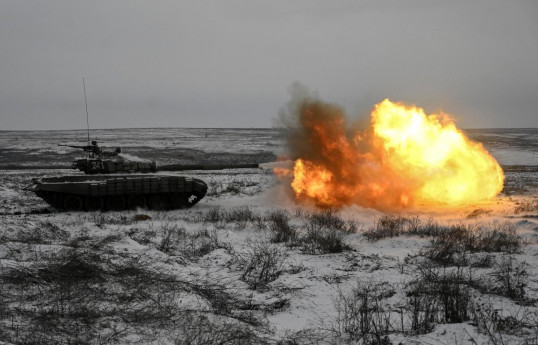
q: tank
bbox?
[31,175,208,211]
[26,141,259,211]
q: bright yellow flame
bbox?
[291,159,336,206]
[372,99,504,205]
[277,98,505,210]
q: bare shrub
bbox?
[364,216,471,241]
[488,255,528,300]
[175,312,268,345]
[344,220,360,234]
[469,253,496,268]
[406,267,474,334]
[2,249,105,286]
[423,222,523,266]
[307,210,359,233]
[302,221,351,254]
[364,215,416,241]
[472,304,538,345]
[332,281,395,343]
[225,183,242,195]
[204,207,264,229]
[481,222,523,253]
[268,210,298,245]
[158,224,229,259]
[423,236,468,267]
[206,180,222,197]
[364,217,524,254]
[225,206,256,222]
[299,212,353,254]
[225,206,257,229]
[405,218,444,237]
[254,214,267,231]
[203,207,224,223]
[187,229,231,258]
[293,208,305,218]
[236,240,287,290]
[434,223,522,253]
[42,249,106,282]
[159,224,187,254]
[183,278,264,326]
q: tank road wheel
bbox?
[63,195,84,211]
[148,194,169,210]
[105,196,126,211]
[127,195,147,210]
[168,193,184,209]
[84,196,104,211]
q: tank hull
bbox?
[33,175,207,211]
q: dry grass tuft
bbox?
[513,198,538,214]
[268,210,298,245]
[235,240,287,290]
[406,267,474,334]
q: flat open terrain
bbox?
[1,128,537,345]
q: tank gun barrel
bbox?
[58,143,102,155]
[157,163,259,171]
[58,144,88,149]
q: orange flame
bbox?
[277,98,504,210]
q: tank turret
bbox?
[60,141,157,174]
[59,140,104,157]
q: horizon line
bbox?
[1,126,537,132]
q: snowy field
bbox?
[0,128,537,344]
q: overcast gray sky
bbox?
[1,0,537,130]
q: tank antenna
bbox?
[83,77,90,145]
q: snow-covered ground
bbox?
[0,128,537,344]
